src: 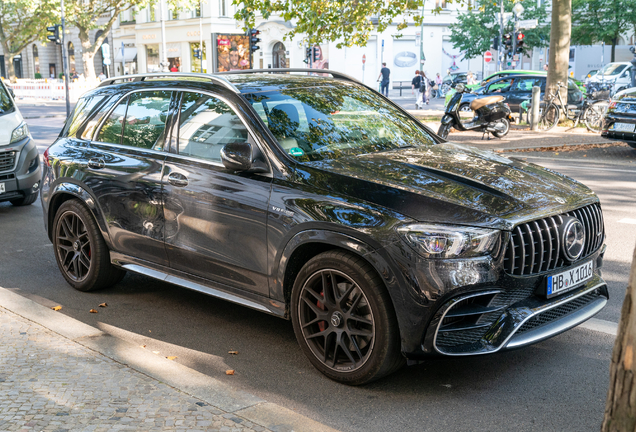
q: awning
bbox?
[114,47,138,63]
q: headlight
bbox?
[10,123,29,143]
[397,223,500,259]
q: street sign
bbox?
[513,54,519,61]
[518,19,538,29]
[362,54,366,64]
[484,51,493,63]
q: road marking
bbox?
[618,218,636,225]
[578,318,618,336]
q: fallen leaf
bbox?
[89,309,98,313]
[583,154,587,157]
[555,152,559,155]
[167,356,177,360]
[226,370,235,375]
[140,345,146,349]
[99,303,108,307]
[152,351,160,355]
[51,306,62,311]
[228,351,239,355]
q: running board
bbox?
[110,252,286,318]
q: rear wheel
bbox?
[291,251,404,385]
[437,123,452,140]
[538,103,559,131]
[584,101,608,133]
[53,200,126,292]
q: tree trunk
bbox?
[611,37,617,63]
[546,0,571,105]
[6,53,16,83]
[602,244,636,431]
[78,28,97,80]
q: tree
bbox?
[64,0,197,80]
[0,0,57,82]
[449,0,550,60]
[233,0,426,48]
[571,0,636,63]
[546,0,571,104]
[603,244,636,431]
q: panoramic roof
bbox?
[223,73,351,93]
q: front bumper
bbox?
[0,136,41,203]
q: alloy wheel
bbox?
[55,211,92,282]
[298,269,375,372]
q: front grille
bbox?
[515,291,600,334]
[0,151,16,173]
[437,327,489,348]
[503,203,604,276]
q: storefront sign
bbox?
[142,34,157,40]
[187,31,201,37]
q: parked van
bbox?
[0,79,41,206]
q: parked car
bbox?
[0,79,41,206]
[587,62,635,96]
[41,70,608,385]
[601,87,636,149]
[447,74,584,113]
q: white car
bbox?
[0,79,41,206]
[587,62,635,95]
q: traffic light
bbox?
[516,32,525,54]
[503,33,512,57]
[492,36,499,51]
[249,29,261,52]
[312,46,320,63]
[47,25,61,45]
[304,47,311,64]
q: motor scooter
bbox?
[437,84,514,140]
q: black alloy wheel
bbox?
[53,200,126,291]
[291,251,403,385]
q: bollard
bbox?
[530,85,541,131]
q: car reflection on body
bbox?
[602,86,636,149]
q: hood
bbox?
[0,110,24,146]
[612,87,636,102]
[300,144,598,230]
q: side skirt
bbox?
[110,252,286,318]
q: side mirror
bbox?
[220,142,268,173]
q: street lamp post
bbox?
[512,2,524,71]
[160,0,168,72]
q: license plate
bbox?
[612,122,635,132]
[0,183,4,194]
[546,261,594,297]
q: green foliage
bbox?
[449,0,550,59]
[232,0,427,48]
[572,0,636,60]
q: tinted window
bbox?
[512,78,543,92]
[247,83,436,162]
[97,97,128,144]
[82,94,119,140]
[487,78,513,93]
[122,91,172,149]
[63,95,101,138]
[177,92,248,162]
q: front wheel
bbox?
[437,123,452,139]
[291,251,404,385]
[492,118,510,138]
[10,191,39,206]
[538,103,559,131]
[53,200,126,292]
[584,101,608,133]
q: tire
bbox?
[53,200,126,292]
[492,118,510,138]
[291,250,404,385]
[538,103,559,131]
[10,191,39,206]
[584,101,608,133]
[437,123,452,140]
[459,104,472,112]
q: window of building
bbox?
[177,92,248,162]
[435,0,447,8]
[146,44,160,73]
[147,1,156,21]
[190,42,206,73]
[32,45,40,77]
[220,0,228,17]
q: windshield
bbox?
[0,81,16,116]
[246,83,436,162]
[599,64,627,76]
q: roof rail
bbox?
[216,68,363,86]
[98,72,238,92]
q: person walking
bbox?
[411,70,423,109]
[377,62,391,97]
[467,71,476,85]
[434,73,443,98]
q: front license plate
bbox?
[612,122,636,132]
[546,261,594,298]
[0,182,4,194]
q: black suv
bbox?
[41,70,608,385]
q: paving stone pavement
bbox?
[0,307,271,432]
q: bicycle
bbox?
[536,81,609,133]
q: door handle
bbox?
[87,158,105,169]
[167,172,188,187]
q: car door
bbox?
[162,90,272,296]
[81,89,174,266]
[508,77,543,111]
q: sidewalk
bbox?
[0,288,337,432]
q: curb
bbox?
[0,287,339,432]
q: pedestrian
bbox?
[411,70,423,109]
[420,71,430,105]
[543,63,549,71]
[434,73,442,98]
[98,72,106,81]
[377,62,390,97]
[467,71,476,85]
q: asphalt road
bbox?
[2,104,634,431]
